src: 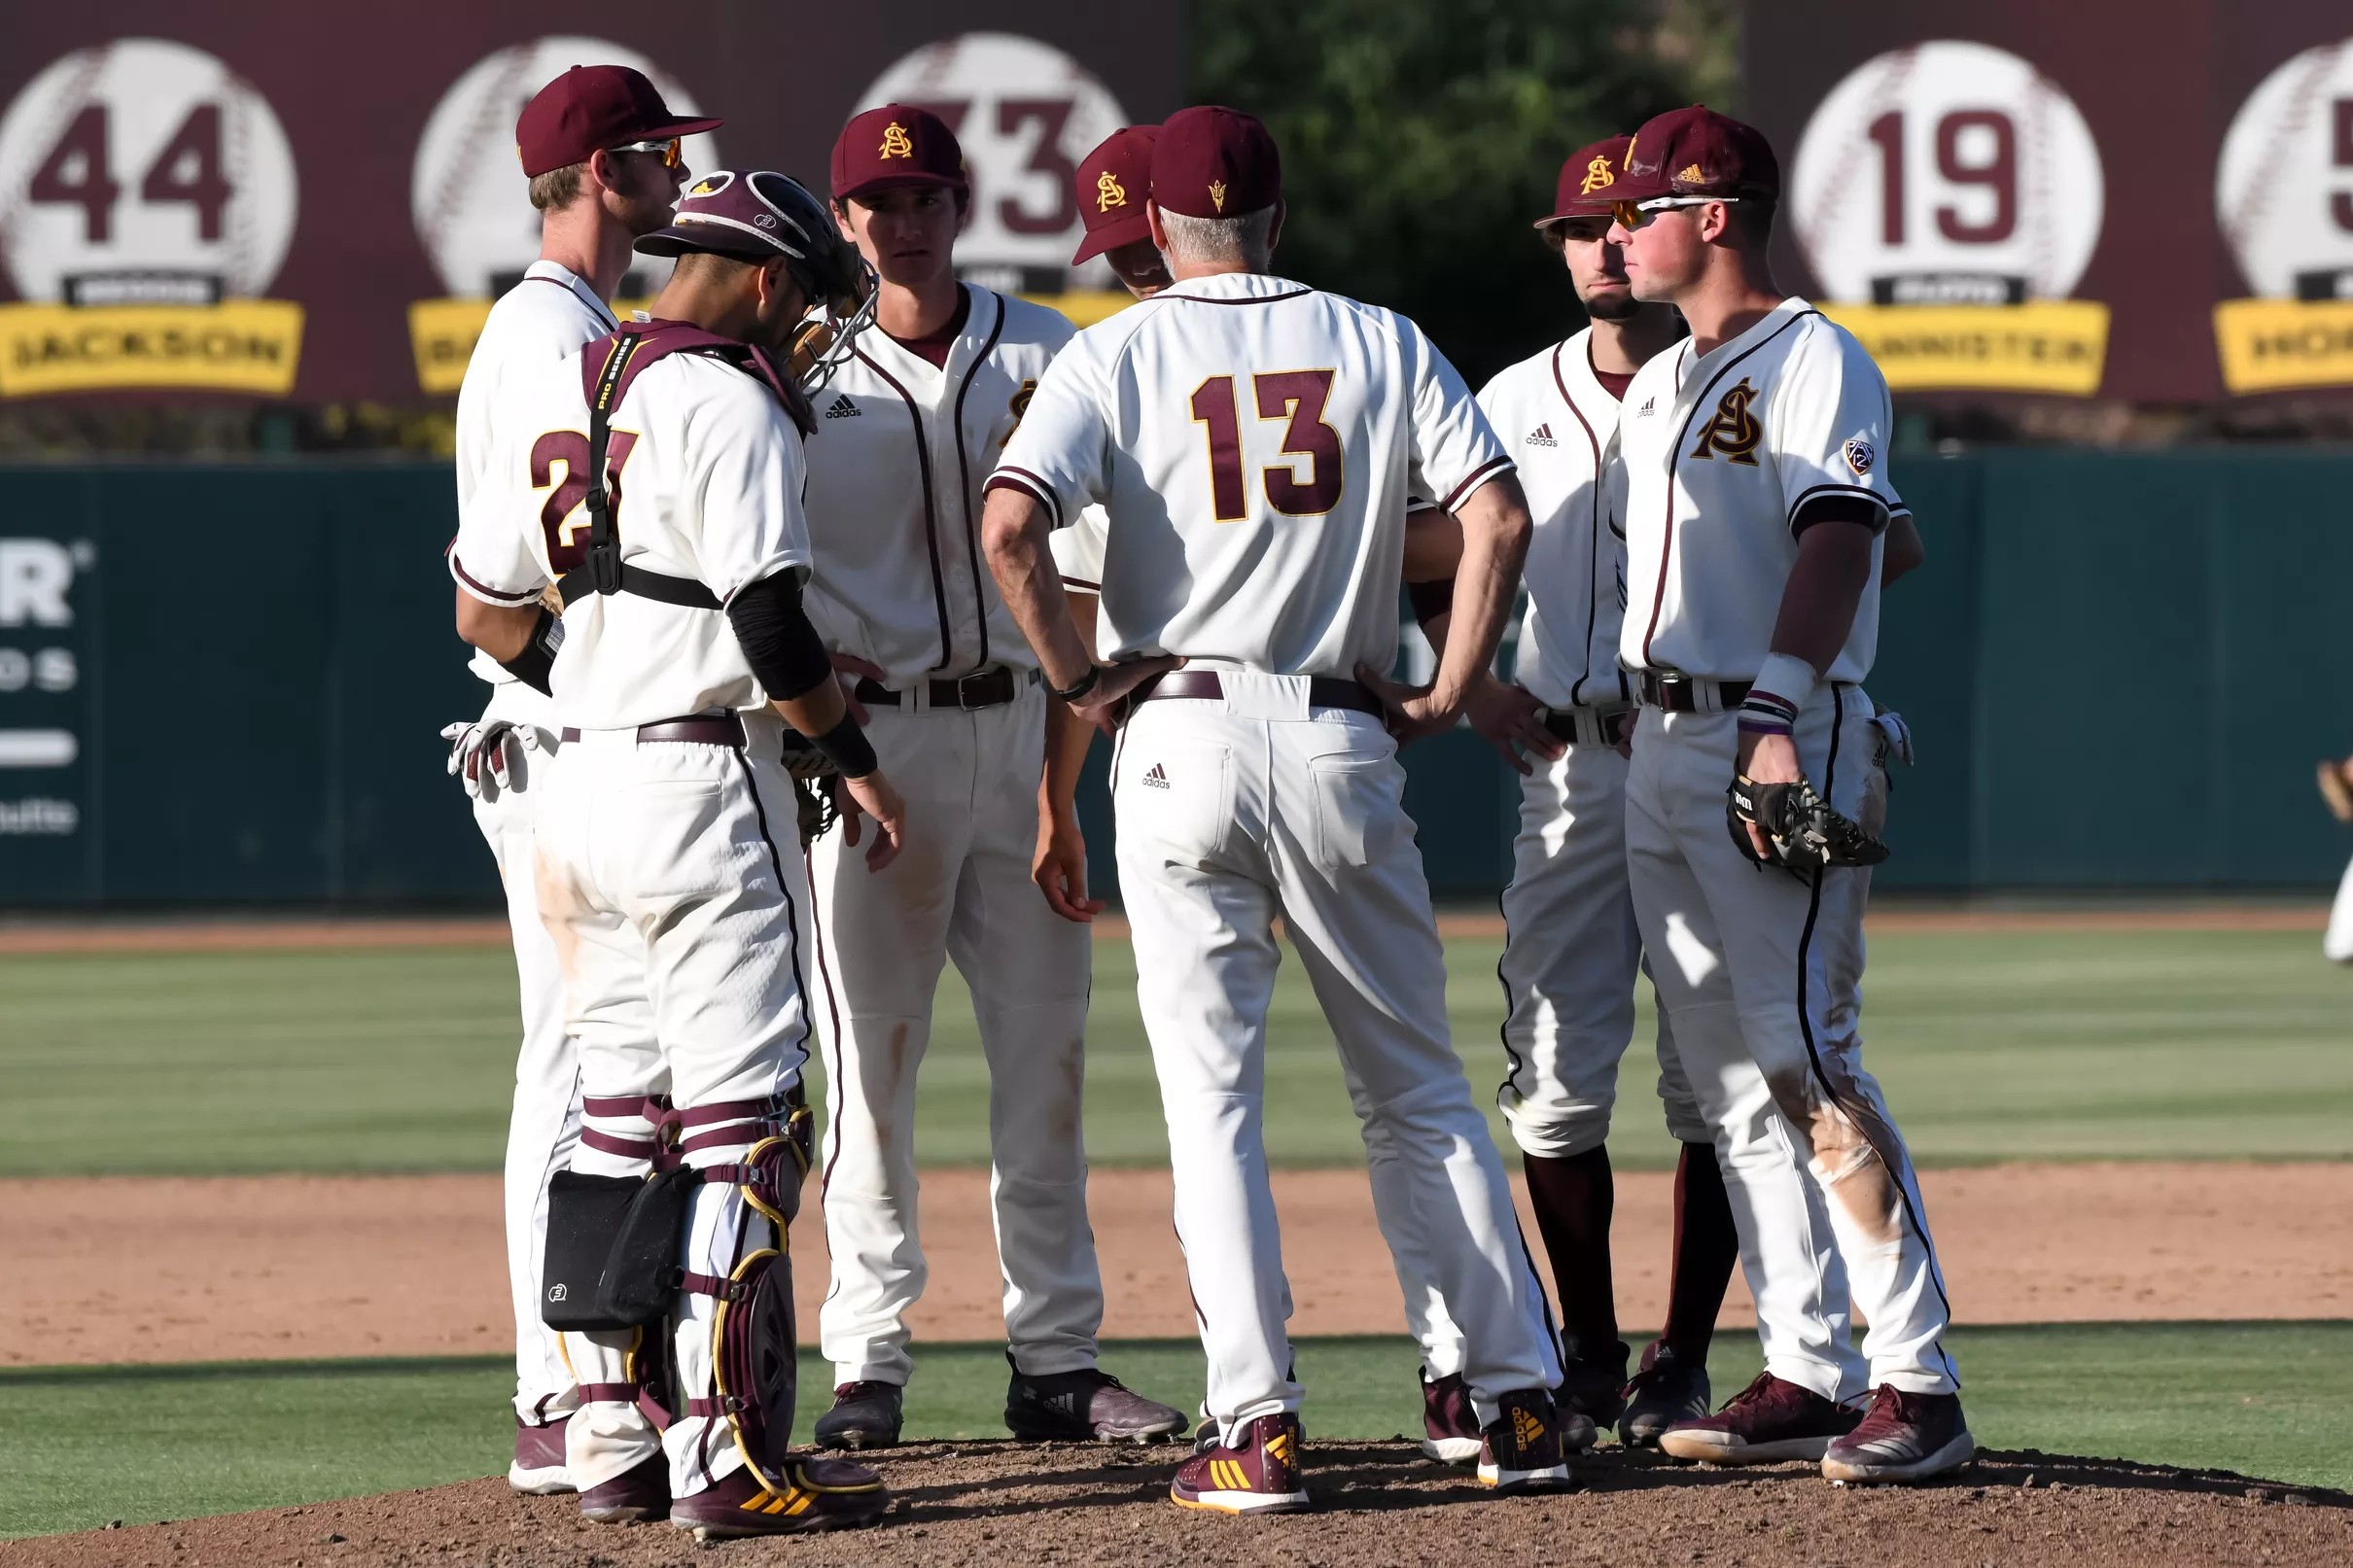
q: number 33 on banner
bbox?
[0,38,302,396]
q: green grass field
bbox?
[5,927,2350,1175]
[4,1324,2347,1540]
[5,923,2350,1540]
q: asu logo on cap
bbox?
[1579,156,1615,195]
[1209,178,1228,214]
[1097,170,1127,211]
[880,121,914,159]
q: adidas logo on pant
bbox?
[1526,424,1558,447]
[1141,763,1171,789]
[824,395,860,419]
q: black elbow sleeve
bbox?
[724,571,834,701]
[498,608,562,696]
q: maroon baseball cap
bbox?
[515,65,720,179]
[1151,106,1280,220]
[831,104,968,203]
[1072,125,1160,263]
[1612,105,1779,207]
[1536,136,1634,227]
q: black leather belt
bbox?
[855,667,1033,711]
[1131,670,1386,717]
[1541,707,1633,747]
[1632,671,1751,714]
[558,714,745,745]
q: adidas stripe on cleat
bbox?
[1477,1388,1574,1494]
[1171,1412,1311,1516]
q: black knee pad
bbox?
[542,1167,698,1331]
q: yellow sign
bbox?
[1020,290,1135,330]
[409,296,656,394]
[2212,298,2353,394]
[1819,300,2110,395]
[0,300,304,397]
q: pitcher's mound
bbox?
[6,1442,2346,1567]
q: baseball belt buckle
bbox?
[1650,670,1694,710]
[951,669,996,711]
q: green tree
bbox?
[1193,0,1736,384]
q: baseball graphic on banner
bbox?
[0,37,298,304]
[1791,40,2104,306]
[2216,37,2353,301]
[411,36,720,298]
[852,32,1128,290]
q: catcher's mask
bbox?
[636,169,877,391]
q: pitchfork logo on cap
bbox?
[1210,178,1228,213]
[688,172,732,197]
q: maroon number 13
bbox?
[1189,369,1344,522]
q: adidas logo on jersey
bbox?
[1141,763,1171,788]
[824,395,860,419]
[1526,424,1558,447]
[1634,396,1657,417]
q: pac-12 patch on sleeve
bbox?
[1843,437,1877,476]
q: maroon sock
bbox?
[1521,1146,1617,1363]
[1661,1139,1740,1363]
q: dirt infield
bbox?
[7,1163,2347,1368]
[0,900,2326,954]
[5,1443,2344,1568]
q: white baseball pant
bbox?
[1626,685,1954,1399]
[1495,730,1709,1158]
[468,679,582,1429]
[531,712,820,1497]
[811,683,1103,1386]
[2327,854,2353,963]
[1113,673,1561,1435]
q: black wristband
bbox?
[498,607,561,696]
[1050,665,1102,703]
[810,712,878,779]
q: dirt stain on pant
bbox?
[1765,1051,1909,1248]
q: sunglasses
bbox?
[1610,194,1740,229]
[607,137,685,168]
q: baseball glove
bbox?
[781,733,840,846]
[1727,776,1890,872]
[2319,759,2353,824]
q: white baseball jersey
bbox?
[454,261,619,688]
[1478,329,1636,712]
[991,272,1511,679]
[448,348,811,730]
[1617,298,1895,684]
[1048,507,1106,595]
[800,287,1073,684]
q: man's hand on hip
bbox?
[833,769,909,872]
[1463,675,1563,775]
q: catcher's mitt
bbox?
[780,734,840,846]
[1727,776,1889,872]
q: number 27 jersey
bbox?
[989,271,1511,679]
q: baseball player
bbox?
[796,104,1186,1450]
[437,63,709,1495]
[983,105,1576,1513]
[1604,105,1972,1485]
[1048,126,1511,1467]
[450,169,898,1537]
[1415,134,1739,1445]
[2316,758,2353,961]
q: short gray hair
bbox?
[1158,205,1277,272]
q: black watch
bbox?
[1050,665,1103,703]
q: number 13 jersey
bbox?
[988,272,1511,679]
[448,344,812,731]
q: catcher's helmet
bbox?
[637,168,876,390]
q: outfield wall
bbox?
[1,451,2348,906]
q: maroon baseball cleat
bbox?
[1419,1371,1483,1465]
[1005,1363,1188,1442]
[1171,1412,1311,1515]
[1657,1372,1861,1465]
[1476,1387,1576,1492]
[669,1459,889,1539]
[578,1451,670,1524]
[509,1415,573,1494]
[1822,1385,1975,1484]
